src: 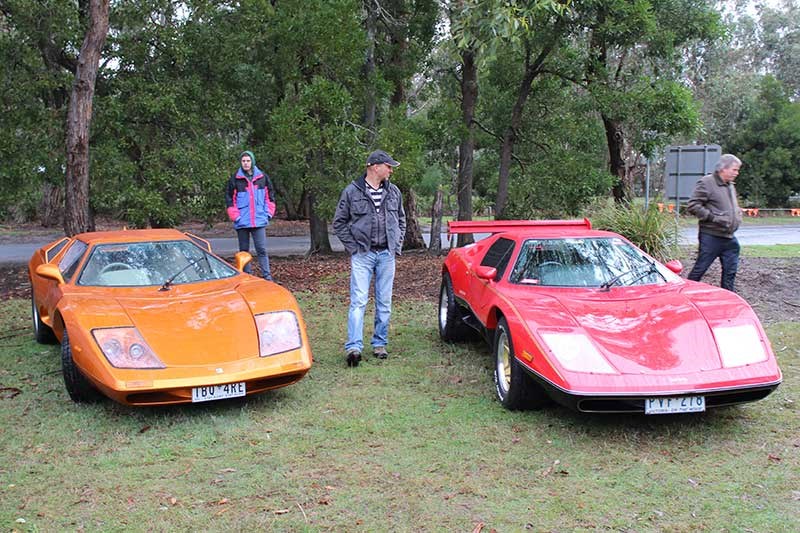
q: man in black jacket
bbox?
[332,150,406,367]
[686,154,743,292]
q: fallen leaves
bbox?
[541,459,569,478]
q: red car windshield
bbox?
[508,237,673,288]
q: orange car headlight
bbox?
[91,327,166,369]
[255,311,302,357]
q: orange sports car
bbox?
[28,229,312,406]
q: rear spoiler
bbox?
[447,218,592,234]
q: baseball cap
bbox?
[366,149,400,167]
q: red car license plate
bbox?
[645,395,705,414]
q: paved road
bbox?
[2,225,798,266]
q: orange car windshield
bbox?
[508,238,675,288]
[77,240,237,287]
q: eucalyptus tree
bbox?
[261,0,366,254]
[0,0,108,235]
[361,0,438,249]
[63,0,109,235]
[0,0,82,225]
[567,0,720,201]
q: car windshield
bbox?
[508,237,675,288]
[77,240,237,287]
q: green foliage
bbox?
[729,77,800,208]
[588,202,679,261]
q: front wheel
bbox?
[31,295,57,344]
[493,317,548,410]
[61,329,102,403]
[438,272,472,342]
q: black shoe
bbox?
[346,350,362,367]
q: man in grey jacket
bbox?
[333,150,406,367]
[686,154,743,292]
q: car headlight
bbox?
[540,332,617,374]
[255,311,302,357]
[92,327,165,369]
[713,324,768,368]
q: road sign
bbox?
[664,144,721,203]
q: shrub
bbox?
[587,202,678,262]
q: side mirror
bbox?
[36,264,65,285]
[664,259,683,274]
[234,251,253,272]
[475,265,498,281]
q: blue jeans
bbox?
[237,227,272,280]
[687,231,739,292]
[345,250,396,353]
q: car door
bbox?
[39,240,88,330]
[469,237,516,316]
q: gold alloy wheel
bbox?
[497,329,511,395]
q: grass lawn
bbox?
[1,290,798,531]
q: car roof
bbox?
[73,228,189,245]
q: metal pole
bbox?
[674,147,681,242]
[645,156,650,210]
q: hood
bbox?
[117,288,259,365]
[514,287,725,375]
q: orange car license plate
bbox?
[645,395,705,414]
[192,382,246,403]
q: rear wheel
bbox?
[438,272,473,342]
[31,295,57,344]
[61,329,102,403]
[493,317,548,410]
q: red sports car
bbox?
[439,219,782,414]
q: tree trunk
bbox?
[362,1,378,142]
[402,187,425,250]
[428,188,443,255]
[307,191,332,255]
[602,114,627,203]
[64,0,109,236]
[496,37,558,219]
[273,180,299,220]
[456,47,478,247]
[39,181,64,227]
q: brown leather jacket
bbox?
[686,172,743,238]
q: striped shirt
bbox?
[367,181,384,212]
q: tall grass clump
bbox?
[587,202,678,261]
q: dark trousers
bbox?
[687,231,740,292]
[236,227,272,280]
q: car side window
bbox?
[58,240,88,282]
[480,237,515,280]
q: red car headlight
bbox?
[255,311,302,357]
[713,324,768,368]
[92,327,166,369]
[539,331,618,374]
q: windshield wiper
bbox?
[600,260,664,291]
[159,257,204,291]
[629,259,666,286]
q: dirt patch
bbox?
[6,252,797,325]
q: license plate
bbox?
[645,395,705,414]
[192,382,246,403]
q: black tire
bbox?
[493,317,548,410]
[61,329,102,403]
[31,295,57,344]
[438,272,473,342]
